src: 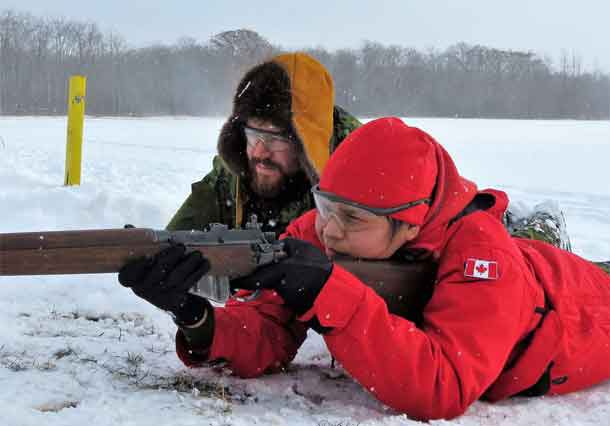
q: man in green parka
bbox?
[167,52,359,235]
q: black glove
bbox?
[118,244,211,327]
[231,238,333,315]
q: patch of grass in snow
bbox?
[0,346,57,372]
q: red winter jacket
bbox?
[176,142,610,420]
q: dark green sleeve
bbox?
[166,156,236,231]
[330,105,362,152]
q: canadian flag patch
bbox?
[464,258,499,280]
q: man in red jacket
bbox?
[119,117,610,420]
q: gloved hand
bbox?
[231,238,333,315]
[118,244,211,327]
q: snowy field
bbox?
[0,115,609,426]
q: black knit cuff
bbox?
[176,298,215,351]
[173,294,211,327]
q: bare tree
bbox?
[0,9,608,119]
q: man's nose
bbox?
[250,139,271,158]
[321,214,344,241]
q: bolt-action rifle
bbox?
[0,224,436,318]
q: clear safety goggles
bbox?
[311,184,431,231]
[244,125,293,152]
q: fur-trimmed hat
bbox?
[217,53,335,184]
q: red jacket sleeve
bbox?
[176,211,319,376]
[305,213,544,420]
[176,289,308,377]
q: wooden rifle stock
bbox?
[0,226,436,318]
[0,228,266,276]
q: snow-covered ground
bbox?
[0,116,609,426]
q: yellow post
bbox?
[64,75,87,186]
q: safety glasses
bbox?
[244,125,293,152]
[311,184,430,231]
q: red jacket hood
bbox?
[401,129,477,257]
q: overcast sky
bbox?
[4,0,610,71]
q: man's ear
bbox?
[387,222,420,256]
[402,224,420,241]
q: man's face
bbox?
[314,208,420,259]
[245,118,300,198]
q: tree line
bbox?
[1,9,609,119]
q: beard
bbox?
[248,158,295,199]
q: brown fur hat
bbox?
[217,53,334,184]
[217,61,295,179]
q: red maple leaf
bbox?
[476,264,488,274]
